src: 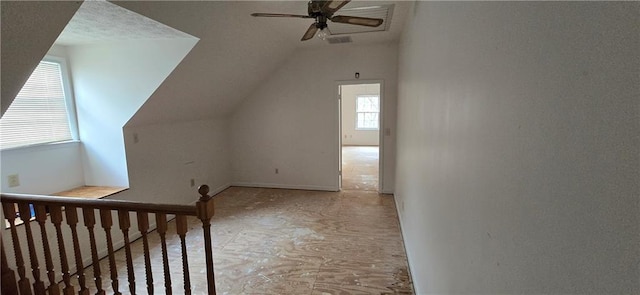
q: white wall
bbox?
[395,2,639,294]
[121,118,232,205]
[1,1,233,286]
[68,38,197,187]
[1,45,85,195]
[0,142,84,195]
[341,84,380,146]
[2,43,229,286]
[1,105,231,288]
[231,43,398,193]
[2,119,231,286]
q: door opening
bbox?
[338,82,382,192]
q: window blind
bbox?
[0,61,73,149]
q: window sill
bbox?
[0,140,80,153]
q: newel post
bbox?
[196,185,216,295]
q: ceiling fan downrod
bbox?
[315,15,328,30]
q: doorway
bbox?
[338,82,382,191]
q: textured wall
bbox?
[232,43,398,193]
[68,39,197,187]
[396,2,639,293]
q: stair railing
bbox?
[1,184,216,295]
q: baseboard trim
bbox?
[394,195,418,294]
[210,183,231,195]
[232,182,337,192]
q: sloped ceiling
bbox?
[56,0,195,45]
[112,1,409,126]
[0,1,408,126]
[1,1,81,116]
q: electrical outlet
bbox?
[190,178,195,187]
[8,174,20,187]
[275,168,279,174]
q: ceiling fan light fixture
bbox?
[317,28,330,40]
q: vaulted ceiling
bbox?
[1,1,409,126]
[116,1,409,126]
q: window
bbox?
[356,95,380,130]
[1,58,77,149]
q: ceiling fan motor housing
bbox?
[309,1,332,29]
[308,1,330,16]
[315,15,329,29]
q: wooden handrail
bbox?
[1,193,197,216]
[2,184,217,294]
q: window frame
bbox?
[355,95,380,131]
[0,55,79,151]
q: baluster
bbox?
[118,210,136,294]
[34,205,60,295]
[82,208,105,295]
[65,206,88,295]
[1,235,18,295]
[176,215,191,294]
[50,205,75,295]
[99,209,120,295]
[196,185,216,295]
[136,212,153,294]
[155,213,172,295]
[17,203,45,294]
[2,202,33,295]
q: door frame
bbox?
[335,79,384,193]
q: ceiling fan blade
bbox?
[251,13,312,18]
[330,15,383,27]
[301,23,319,41]
[322,0,351,14]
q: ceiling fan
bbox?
[251,0,384,41]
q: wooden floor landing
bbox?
[53,186,127,199]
